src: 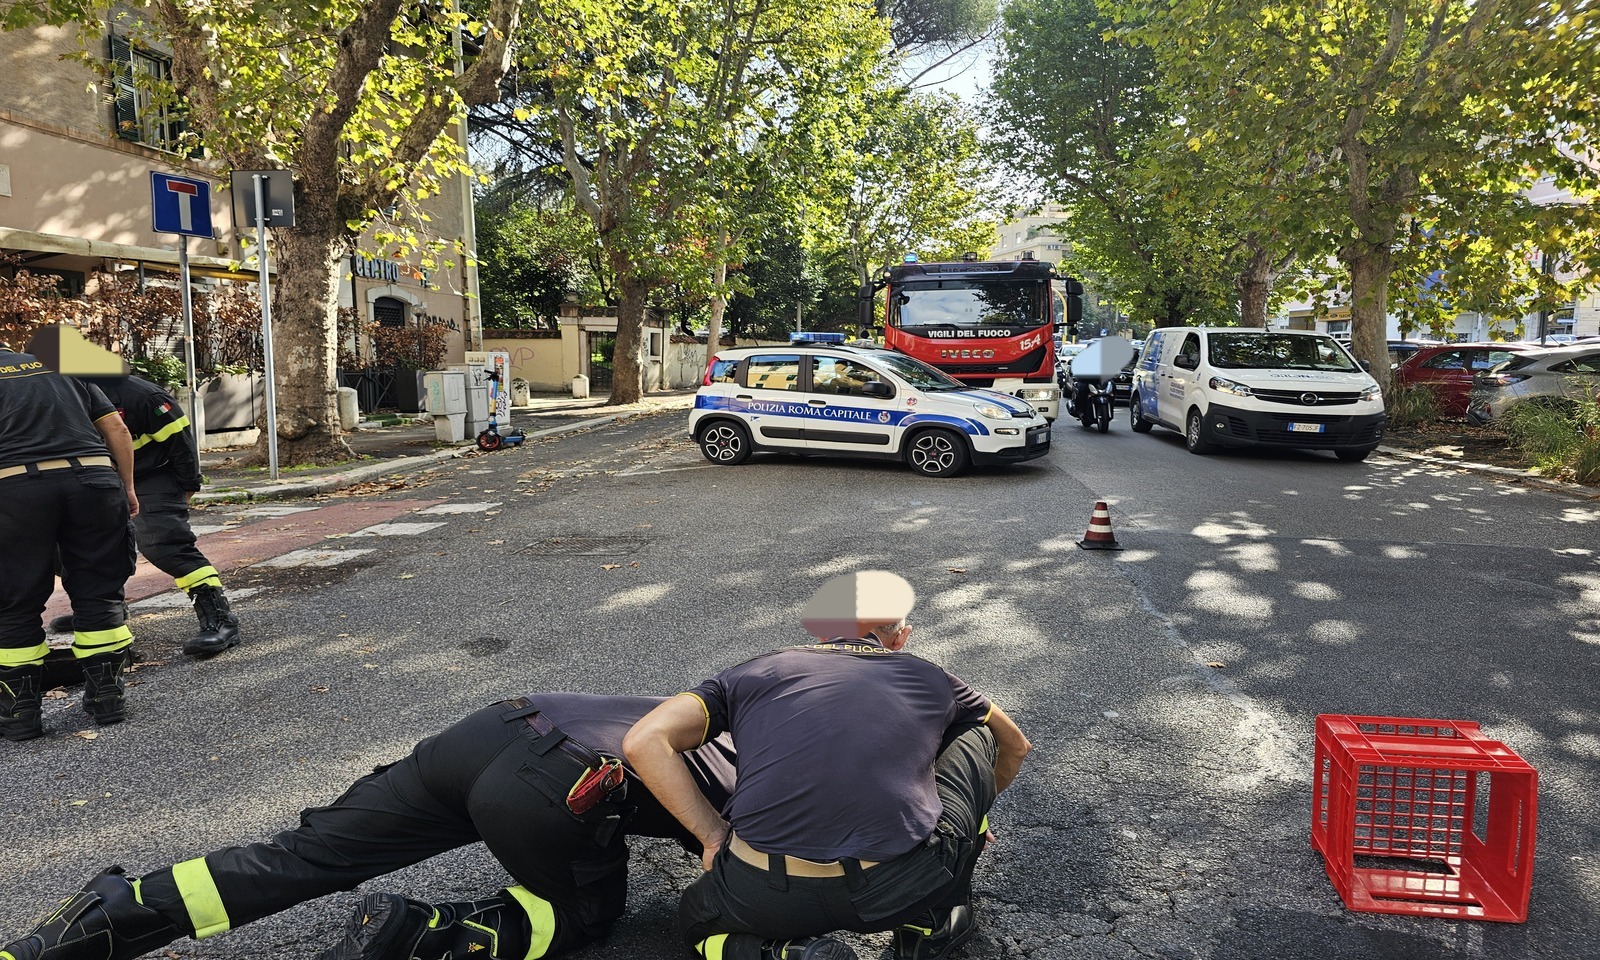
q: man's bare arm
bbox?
[987,704,1031,794]
[623,694,730,870]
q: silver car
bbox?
[1467,344,1600,423]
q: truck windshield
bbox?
[891,280,1047,330]
[871,352,968,389]
[1208,333,1361,372]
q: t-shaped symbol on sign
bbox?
[165,179,199,232]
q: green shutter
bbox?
[108,34,139,141]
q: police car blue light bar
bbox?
[790,332,847,343]
[903,253,919,263]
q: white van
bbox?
[1129,327,1386,461]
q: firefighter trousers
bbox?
[0,465,134,667]
[131,470,218,589]
[135,702,635,956]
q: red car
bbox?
[1394,343,1538,417]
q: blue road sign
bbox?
[150,172,214,238]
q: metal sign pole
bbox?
[254,173,280,480]
[178,235,199,431]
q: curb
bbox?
[194,406,682,504]
[1376,445,1599,501]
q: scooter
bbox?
[1065,377,1113,433]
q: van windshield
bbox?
[1208,333,1361,372]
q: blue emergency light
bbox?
[903,253,920,263]
[790,331,846,343]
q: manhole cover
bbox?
[523,535,649,557]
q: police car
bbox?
[690,335,1051,478]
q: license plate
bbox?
[1030,429,1049,445]
[1288,422,1325,433]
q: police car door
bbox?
[799,355,900,452]
[737,353,809,450]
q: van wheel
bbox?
[1130,394,1153,433]
[1185,409,1215,455]
[1336,446,1375,462]
[906,429,969,478]
[698,421,752,465]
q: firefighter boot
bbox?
[0,866,182,960]
[0,665,44,742]
[315,891,532,960]
[79,653,127,726]
[182,585,240,657]
[891,904,975,960]
[762,938,859,960]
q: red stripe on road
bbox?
[46,498,443,617]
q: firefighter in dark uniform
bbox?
[47,374,241,655]
[0,338,140,742]
[1,692,740,960]
[625,571,1033,960]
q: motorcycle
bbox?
[1064,377,1113,433]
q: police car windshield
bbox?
[892,279,1047,330]
[1208,333,1361,372]
[871,352,967,389]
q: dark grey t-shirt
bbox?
[684,639,991,862]
[0,350,115,470]
[530,692,738,845]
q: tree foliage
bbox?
[476,199,604,330]
[987,0,1242,328]
[1120,0,1600,388]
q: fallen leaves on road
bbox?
[948,568,967,574]
[601,564,622,571]
[309,685,330,694]
[397,573,416,580]
[44,689,68,700]
[488,539,505,545]
[73,730,98,740]
[1206,662,1226,669]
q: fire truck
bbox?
[858,253,1083,421]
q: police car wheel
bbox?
[698,421,752,465]
[906,429,969,478]
[1130,394,1153,433]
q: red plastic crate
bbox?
[1312,714,1538,922]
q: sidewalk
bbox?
[195,390,697,503]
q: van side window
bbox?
[745,354,803,391]
[1177,334,1201,366]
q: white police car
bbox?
[690,336,1051,478]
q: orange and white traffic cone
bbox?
[1077,500,1122,551]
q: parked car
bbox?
[690,339,1051,477]
[1394,343,1538,418]
[1387,338,1445,368]
[1467,344,1600,424]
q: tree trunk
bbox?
[1237,246,1272,328]
[1342,242,1394,394]
[608,257,646,405]
[250,197,352,465]
[706,258,728,370]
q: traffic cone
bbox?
[1077,500,1122,550]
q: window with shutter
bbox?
[107,33,189,153]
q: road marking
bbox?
[418,502,503,514]
[256,548,377,569]
[131,587,264,611]
[615,463,713,476]
[231,505,321,518]
[344,522,449,537]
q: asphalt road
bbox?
[4,409,1597,960]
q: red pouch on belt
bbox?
[567,758,626,815]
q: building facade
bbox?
[989,203,1070,265]
[0,21,479,421]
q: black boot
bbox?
[763,937,859,960]
[183,585,240,657]
[315,891,530,960]
[891,904,975,960]
[80,653,127,725]
[1,665,44,742]
[0,866,182,960]
[47,614,74,634]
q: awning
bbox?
[0,225,265,283]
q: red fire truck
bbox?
[858,253,1083,421]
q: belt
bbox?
[726,831,878,878]
[0,456,114,481]
[503,697,608,770]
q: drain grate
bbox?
[523,535,650,557]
